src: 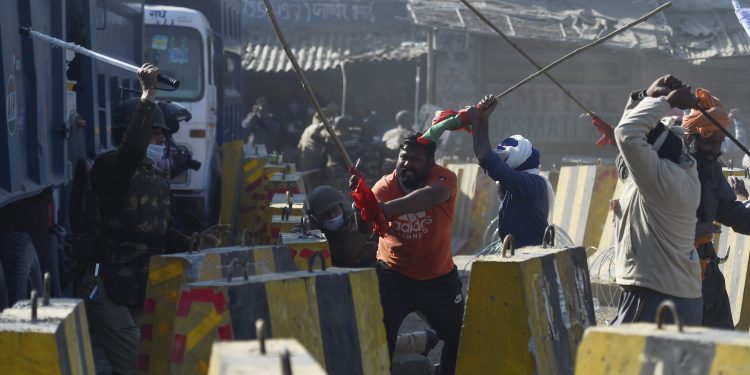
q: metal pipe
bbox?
[19,27,180,89]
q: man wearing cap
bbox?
[682,87,750,328]
[73,64,227,374]
[467,95,555,247]
[610,75,703,325]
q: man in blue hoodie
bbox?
[467,95,555,247]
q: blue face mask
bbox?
[322,213,344,231]
[146,144,166,163]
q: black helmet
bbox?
[304,185,346,226]
[112,97,167,130]
[111,97,167,145]
[157,100,192,135]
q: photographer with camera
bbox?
[156,100,202,179]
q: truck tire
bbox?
[0,233,44,306]
[0,261,9,310]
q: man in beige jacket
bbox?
[613,75,703,325]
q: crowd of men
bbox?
[71,62,750,375]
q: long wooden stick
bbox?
[262,0,353,169]
[492,2,671,100]
[459,0,595,118]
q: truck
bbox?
[144,0,245,232]
[0,0,146,307]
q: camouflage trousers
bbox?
[78,274,143,375]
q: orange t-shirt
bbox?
[372,164,457,280]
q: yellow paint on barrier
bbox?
[597,179,626,252]
[348,269,390,375]
[583,166,617,248]
[456,260,535,375]
[709,342,750,374]
[265,277,326,367]
[252,247,276,274]
[524,257,558,375]
[567,166,594,244]
[0,331,61,375]
[149,261,185,286]
[575,330,647,374]
[186,309,224,353]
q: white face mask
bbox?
[146,144,166,163]
[322,213,344,231]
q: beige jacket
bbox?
[614,96,702,298]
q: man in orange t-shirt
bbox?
[370,133,463,375]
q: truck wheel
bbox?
[0,233,44,306]
[0,261,9,309]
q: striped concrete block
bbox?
[235,155,268,243]
[270,214,303,244]
[269,192,306,217]
[576,315,750,374]
[722,167,745,177]
[444,163,498,254]
[258,164,302,243]
[280,231,332,271]
[208,339,326,375]
[553,164,618,248]
[170,268,389,375]
[541,169,560,194]
[596,178,626,253]
[456,246,596,375]
[138,246,297,375]
[219,140,244,244]
[718,228,750,330]
[0,298,95,375]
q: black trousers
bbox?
[702,261,734,329]
[376,261,465,375]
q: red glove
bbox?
[349,167,388,237]
[592,115,615,147]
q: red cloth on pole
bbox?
[592,115,615,147]
[349,168,388,237]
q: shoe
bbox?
[422,329,439,356]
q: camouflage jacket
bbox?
[320,206,377,267]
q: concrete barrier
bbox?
[595,178,626,254]
[170,268,389,375]
[280,231,332,271]
[576,312,750,374]
[208,339,326,375]
[718,227,750,330]
[0,297,95,374]
[269,192,306,217]
[138,246,297,375]
[553,164,618,248]
[270,214,303,244]
[456,245,595,375]
[443,163,498,254]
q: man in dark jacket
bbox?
[681,87,750,329]
[74,64,227,374]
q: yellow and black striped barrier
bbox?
[279,231,332,271]
[456,243,595,375]
[208,336,326,374]
[444,163,498,254]
[0,296,95,374]
[576,301,750,374]
[595,178,626,255]
[553,164,618,248]
[170,268,388,375]
[138,245,297,375]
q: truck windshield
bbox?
[144,25,204,101]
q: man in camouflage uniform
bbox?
[74,64,227,374]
